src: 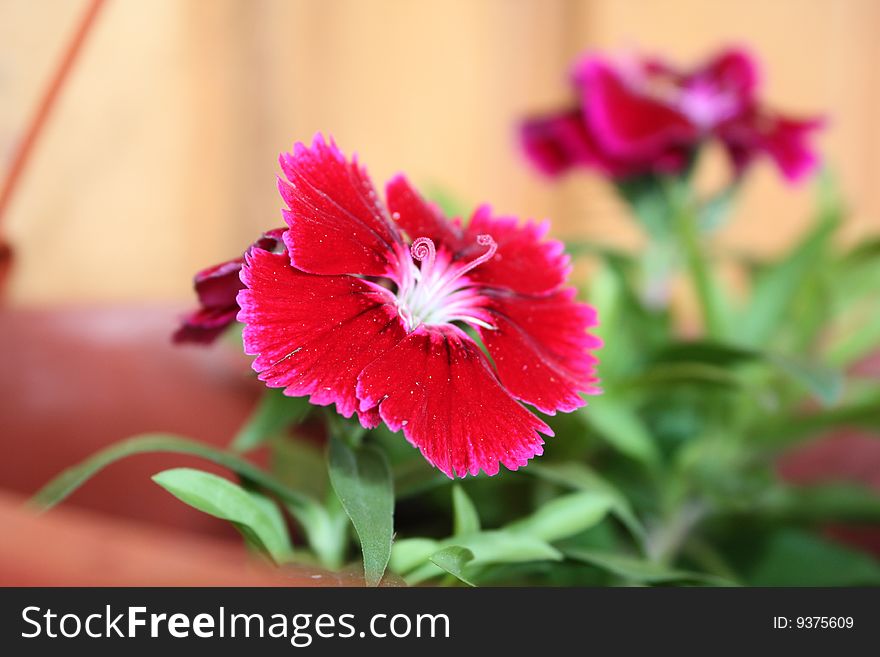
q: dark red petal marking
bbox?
[460,206,570,296]
[278,135,402,277]
[238,248,406,424]
[480,290,601,414]
[386,174,465,248]
[356,326,551,478]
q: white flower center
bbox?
[394,235,497,332]
[678,80,738,128]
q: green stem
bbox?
[646,499,708,566]
[666,181,725,339]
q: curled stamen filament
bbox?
[461,234,497,276]
[423,234,496,301]
[410,237,436,272]
[397,233,498,331]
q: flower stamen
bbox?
[455,234,497,279]
[395,234,498,332]
[410,237,436,271]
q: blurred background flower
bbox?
[520,47,823,182]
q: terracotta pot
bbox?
[0,304,261,538]
[0,491,380,586]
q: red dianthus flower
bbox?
[235,136,601,478]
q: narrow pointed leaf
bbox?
[506,491,614,543]
[232,389,311,452]
[583,398,660,466]
[452,485,480,536]
[30,433,318,512]
[327,436,394,587]
[565,548,735,585]
[152,467,292,563]
[430,546,476,586]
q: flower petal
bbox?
[385,174,465,247]
[278,134,402,277]
[460,206,570,296]
[574,56,697,161]
[519,108,598,177]
[694,47,760,107]
[174,228,286,345]
[520,106,689,179]
[718,109,824,182]
[193,259,246,309]
[238,248,406,424]
[356,326,551,478]
[173,307,239,345]
[480,290,602,414]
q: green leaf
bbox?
[829,311,880,368]
[527,462,645,542]
[626,362,743,390]
[651,340,759,367]
[583,397,660,467]
[650,341,844,406]
[698,183,740,233]
[396,531,562,584]
[389,538,440,574]
[748,483,880,523]
[590,258,671,382]
[754,391,880,448]
[26,433,347,567]
[282,496,348,571]
[430,546,476,586]
[738,189,839,346]
[768,354,844,407]
[565,548,735,586]
[327,436,394,587]
[152,468,292,563]
[451,530,562,567]
[615,174,673,238]
[392,458,449,500]
[452,485,480,536]
[232,390,311,452]
[743,529,880,586]
[30,433,319,512]
[505,491,614,543]
[269,435,328,501]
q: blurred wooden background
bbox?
[1,0,878,303]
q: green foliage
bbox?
[327,436,394,587]
[231,389,311,452]
[430,546,476,586]
[152,468,292,564]
[736,202,838,347]
[505,491,614,543]
[564,548,736,586]
[730,529,880,586]
[451,485,481,536]
[31,433,315,511]
[30,433,348,571]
